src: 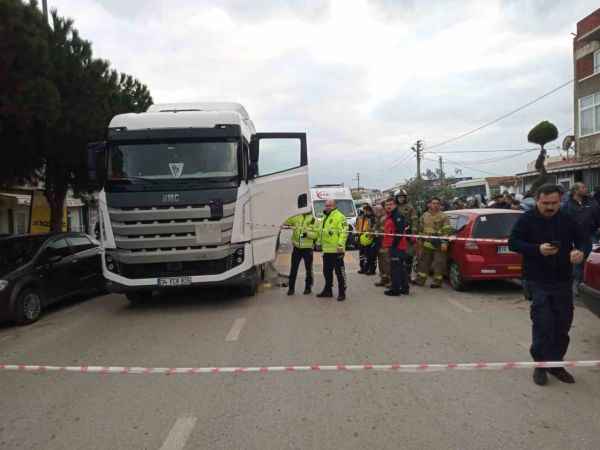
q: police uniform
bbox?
[284,213,319,295]
[356,212,377,274]
[416,211,452,288]
[316,208,348,301]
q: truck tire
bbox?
[14,288,43,325]
[449,261,468,291]
[126,292,152,306]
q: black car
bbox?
[0,233,103,325]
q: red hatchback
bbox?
[445,209,523,291]
[581,247,600,318]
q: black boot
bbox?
[287,289,295,296]
[303,286,312,295]
[384,289,401,296]
[549,368,575,384]
[317,290,333,298]
[337,291,346,301]
[533,368,548,386]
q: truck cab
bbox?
[88,102,309,302]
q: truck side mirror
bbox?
[87,142,108,189]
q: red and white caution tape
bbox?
[250,223,509,244]
[1,360,598,375]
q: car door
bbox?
[248,133,309,265]
[39,237,75,303]
[66,235,102,290]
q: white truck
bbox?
[87,102,309,303]
[310,184,358,248]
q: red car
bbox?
[444,209,523,291]
[581,247,600,318]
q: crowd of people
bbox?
[283,181,600,386]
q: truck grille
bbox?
[108,202,236,264]
[119,258,230,279]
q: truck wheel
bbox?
[14,288,43,325]
[449,262,468,291]
[126,292,152,306]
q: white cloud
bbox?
[49,0,599,189]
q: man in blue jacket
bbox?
[509,184,585,386]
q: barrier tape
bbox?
[249,223,509,245]
[1,360,599,375]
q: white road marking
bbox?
[159,416,197,450]
[225,318,246,342]
[447,298,473,313]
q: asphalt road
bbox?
[1,249,600,450]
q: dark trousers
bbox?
[289,247,313,291]
[389,247,409,293]
[322,252,346,294]
[359,245,378,273]
[528,281,574,362]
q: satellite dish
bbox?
[562,135,575,151]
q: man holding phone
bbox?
[509,184,585,386]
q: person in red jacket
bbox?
[382,197,410,296]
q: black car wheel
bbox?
[449,262,468,291]
[14,288,43,325]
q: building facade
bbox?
[574,7,600,158]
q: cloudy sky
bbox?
[49,0,598,189]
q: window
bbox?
[595,50,600,74]
[472,213,522,239]
[579,93,600,137]
[67,236,95,253]
[46,238,72,258]
[257,138,301,176]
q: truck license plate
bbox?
[158,276,192,287]
[497,246,512,254]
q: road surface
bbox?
[1,249,599,450]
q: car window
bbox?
[472,213,521,239]
[446,214,458,232]
[456,215,470,233]
[67,236,95,253]
[46,238,72,258]
[0,236,47,274]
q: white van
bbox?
[310,185,358,248]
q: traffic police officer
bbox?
[317,199,349,301]
[415,197,453,288]
[284,212,319,296]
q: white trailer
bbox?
[88,102,309,303]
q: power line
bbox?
[426,79,574,150]
[422,155,501,176]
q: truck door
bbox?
[249,133,309,265]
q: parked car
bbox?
[0,233,103,325]
[445,209,523,291]
[580,247,600,318]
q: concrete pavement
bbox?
[1,253,600,450]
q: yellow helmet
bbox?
[359,233,374,246]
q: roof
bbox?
[446,208,522,215]
[517,158,600,177]
[147,102,250,119]
[485,176,518,187]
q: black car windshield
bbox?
[472,213,521,239]
[0,236,47,275]
[109,140,238,180]
[313,200,357,218]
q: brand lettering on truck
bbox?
[162,193,180,203]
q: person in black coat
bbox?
[509,184,585,386]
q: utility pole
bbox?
[411,140,423,180]
[438,156,445,185]
[42,0,48,23]
[354,172,361,191]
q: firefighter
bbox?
[394,189,418,282]
[316,199,349,301]
[284,212,319,295]
[373,203,391,288]
[415,197,453,288]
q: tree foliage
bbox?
[527,121,558,150]
[0,0,153,230]
[403,178,457,215]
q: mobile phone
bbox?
[549,240,561,248]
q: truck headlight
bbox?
[232,248,244,266]
[0,280,8,292]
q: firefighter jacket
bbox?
[419,211,452,251]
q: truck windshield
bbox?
[109,141,238,180]
[313,200,357,218]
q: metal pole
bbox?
[42,0,48,23]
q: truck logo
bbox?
[162,193,180,203]
[316,191,329,199]
[169,163,184,178]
